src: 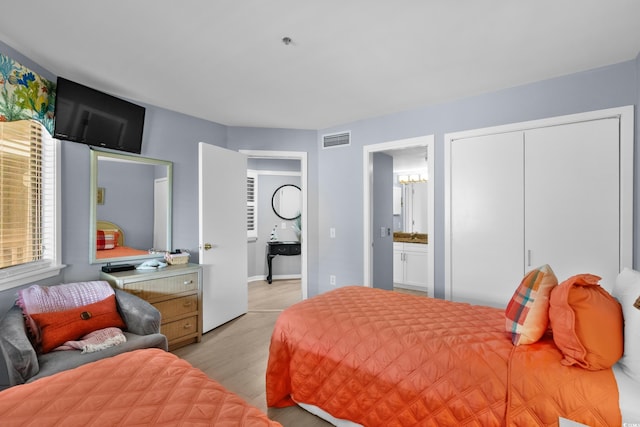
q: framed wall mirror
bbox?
[272,184,301,220]
[89,150,173,264]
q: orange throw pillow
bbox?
[30,295,126,353]
[549,274,623,370]
[505,264,558,345]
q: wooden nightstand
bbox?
[101,263,202,351]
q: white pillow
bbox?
[612,268,640,382]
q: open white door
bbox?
[198,143,248,332]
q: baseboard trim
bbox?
[249,274,302,283]
[394,283,428,292]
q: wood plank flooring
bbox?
[173,279,331,426]
[172,280,427,426]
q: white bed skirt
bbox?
[296,401,363,427]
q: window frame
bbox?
[0,120,63,291]
[247,169,258,241]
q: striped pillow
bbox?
[505,264,558,345]
[97,229,119,250]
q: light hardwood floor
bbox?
[173,279,332,426]
[172,281,427,426]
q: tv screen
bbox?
[53,77,145,154]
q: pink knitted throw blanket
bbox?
[56,327,127,353]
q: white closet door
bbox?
[450,131,525,306]
[524,118,620,288]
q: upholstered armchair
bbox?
[0,289,167,390]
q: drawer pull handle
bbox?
[183,323,192,329]
[183,280,193,285]
[183,301,192,307]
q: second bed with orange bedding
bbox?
[266,286,620,426]
[1,348,281,427]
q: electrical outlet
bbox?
[330,227,336,238]
[281,222,287,229]
[330,275,336,286]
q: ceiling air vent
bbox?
[322,131,351,149]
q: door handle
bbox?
[203,243,212,250]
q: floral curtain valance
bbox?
[0,52,55,134]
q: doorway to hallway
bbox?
[240,150,308,301]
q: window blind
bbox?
[0,120,44,269]
[247,171,258,238]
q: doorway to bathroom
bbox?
[363,135,434,297]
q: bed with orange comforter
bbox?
[266,286,620,426]
[1,348,281,427]
[95,245,150,259]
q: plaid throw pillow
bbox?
[505,264,558,345]
[96,229,119,250]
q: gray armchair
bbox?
[0,289,167,390]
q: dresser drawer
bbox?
[162,316,198,342]
[154,295,198,322]
[122,273,199,303]
[268,242,301,256]
[100,264,203,350]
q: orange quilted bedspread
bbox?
[266,286,620,426]
[95,245,149,259]
[1,349,281,427]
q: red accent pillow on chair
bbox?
[30,295,126,353]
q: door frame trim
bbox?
[362,135,435,297]
[240,149,308,300]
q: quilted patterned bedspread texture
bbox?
[0,348,281,427]
[266,286,620,426]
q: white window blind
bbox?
[0,120,61,289]
[247,170,258,239]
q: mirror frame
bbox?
[89,149,173,264]
[271,184,301,220]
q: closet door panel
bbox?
[524,119,620,287]
[450,131,524,306]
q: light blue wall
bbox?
[97,160,155,249]
[59,105,228,288]
[1,40,638,311]
[636,52,640,263]
[0,42,228,312]
[318,58,639,298]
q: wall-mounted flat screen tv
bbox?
[53,77,146,154]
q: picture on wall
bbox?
[97,187,105,205]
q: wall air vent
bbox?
[322,131,351,149]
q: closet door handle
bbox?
[527,250,532,267]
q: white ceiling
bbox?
[1,1,639,130]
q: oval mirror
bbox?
[89,150,173,264]
[272,184,301,220]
